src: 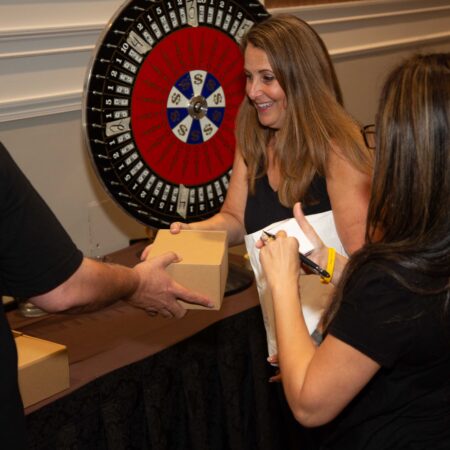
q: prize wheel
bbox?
[83,0,269,229]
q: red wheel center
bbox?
[131,26,245,186]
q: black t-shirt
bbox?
[320,263,450,449]
[0,142,83,449]
[244,173,331,234]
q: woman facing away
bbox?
[259,53,450,449]
[168,14,372,255]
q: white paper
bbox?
[263,217,314,255]
[244,210,346,360]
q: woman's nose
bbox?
[246,79,261,99]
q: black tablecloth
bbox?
[25,305,312,450]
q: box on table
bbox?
[13,331,69,407]
[150,230,228,310]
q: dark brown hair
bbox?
[324,53,450,327]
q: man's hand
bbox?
[127,252,213,318]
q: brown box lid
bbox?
[14,331,69,407]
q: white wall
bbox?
[272,0,450,123]
[1,0,449,256]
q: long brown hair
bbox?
[237,14,372,207]
[324,53,450,327]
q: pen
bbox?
[262,230,330,279]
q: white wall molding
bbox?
[330,30,450,61]
[271,0,450,23]
[0,44,94,61]
[307,5,450,27]
[0,91,81,123]
[0,24,103,42]
[0,24,100,60]
[0,0,123,32]
[0,0,449,123]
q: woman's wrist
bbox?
[270,273,300,301]
[314,246,330,276]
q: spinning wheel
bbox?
[83,0,269,228]
[83,0,270,294]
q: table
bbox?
[7,243,310,450]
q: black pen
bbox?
[262,230,330,279]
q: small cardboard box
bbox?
[14,331,69,407]
[150,230,228,310]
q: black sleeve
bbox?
[328,264,413,368]
[0,142,83,298]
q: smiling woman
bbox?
[236,14,372,254]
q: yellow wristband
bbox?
[320,247,336,284]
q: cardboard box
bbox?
[150,230,228,310]
[14,331,69,407]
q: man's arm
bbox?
[29,252,213,318]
